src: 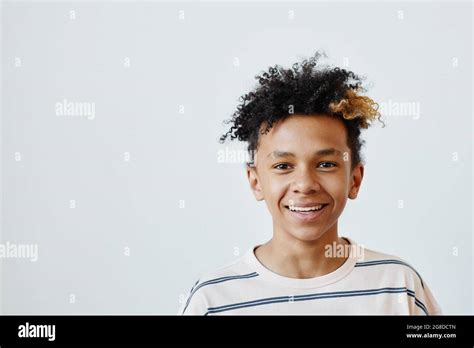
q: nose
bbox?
[291,165,321,195]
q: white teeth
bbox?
[289,205,323,212]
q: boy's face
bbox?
[247,114,364,243]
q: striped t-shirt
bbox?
[178,237,442,315]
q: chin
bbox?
[287,228,327,242]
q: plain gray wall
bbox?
[1,0,472,314]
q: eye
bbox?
[274,163,292,170]
[318,162,337,168]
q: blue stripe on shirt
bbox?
[355,259,425,289]
[182,272,259,314]
[205,287,429,315]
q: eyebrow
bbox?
[266,148,343,159]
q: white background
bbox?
[1,0,472,314]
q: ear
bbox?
[348,163,364,200]
[246,165,264,201]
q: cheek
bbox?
[324,179,351,210]
[261,176,288,209]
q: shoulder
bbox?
[355,246,426,287]
[354,244,442,315]
[178,252,258,315]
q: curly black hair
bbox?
[219,51,385,170]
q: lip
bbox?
[286,202,328,208]
[284,203,329,222]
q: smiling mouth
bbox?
[284,204,329,212]
[283,203,329,222]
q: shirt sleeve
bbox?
[177,280,209,315]
[421,280,442,315]
[412,277,442,315]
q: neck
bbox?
[255,224,349,279]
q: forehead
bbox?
[257,114,349,156]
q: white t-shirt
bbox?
[178,237,442,315]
